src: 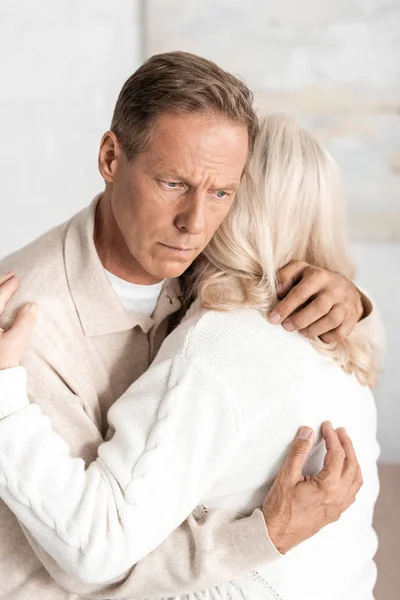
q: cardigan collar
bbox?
[64,194,181,337]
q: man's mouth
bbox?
[159,243,194,254]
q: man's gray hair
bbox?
[111,51,258,161]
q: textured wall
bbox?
[352,242,399,461]
[0,0,142,257]
[145,0,400,241]
[145,0,400,462]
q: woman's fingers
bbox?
[0,272,37,369]
[0,304,38,369]
[0,274,20,314]
[0,272,14,285]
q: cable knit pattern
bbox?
[0,350,243,583]
[0,305,379,600]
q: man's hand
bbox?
[269,261,368,343]
[263,421,363,554]
[0,272,37,369]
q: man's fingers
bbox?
[281,294,334,332]
[336,427,360,481]
[277,426,314,485]
[342,469,363,511]
[319,318,355,344]
[299,305,347,339]
[270,283,314,326]
[276,261,308,299]
[316,421,346,482]
[270,271,327,326]
[0,275,20,314]
[345,470,363,505]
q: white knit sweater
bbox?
[0,305,380,600]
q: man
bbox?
[0,51,371,599]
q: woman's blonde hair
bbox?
[190,113,378,387]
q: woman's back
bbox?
[155,304,380,600]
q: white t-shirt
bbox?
[104,269,165,317]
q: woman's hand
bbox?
[0,272,37,370]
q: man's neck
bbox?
[93,190,161,285]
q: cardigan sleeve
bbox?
[355,289,385,369]
[0,356,249,585]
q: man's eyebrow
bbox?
[209,181,240,191]
[156,170,240,191]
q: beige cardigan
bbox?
[0,196,276,600]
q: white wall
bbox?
[0,0,142,257]
[353,243,400,461]
[145,0,400,241]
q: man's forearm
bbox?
[354,289,385,368]
[25,509,279,599]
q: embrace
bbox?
[0,52,381,600]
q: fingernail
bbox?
[323,421,333,432]
[297,427,313,440]
[28,303,38,315]
[269,313,281,324]
[299,329,308,337]
[283,320,295,332]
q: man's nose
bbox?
[174,192,206,236]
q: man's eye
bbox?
[215,191,228,199]
[162,181,183,189]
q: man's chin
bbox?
[151,259,194,280]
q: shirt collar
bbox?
[64,194,181,337]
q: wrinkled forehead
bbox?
[141,112,249,183]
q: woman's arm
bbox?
[0,275,282,600]
[0,355,242,584]
[0,275,364,598]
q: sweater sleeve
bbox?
[0,356,264,585]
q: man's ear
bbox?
[98,131,122,183]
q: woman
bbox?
[0,114,380,600]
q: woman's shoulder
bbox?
[156,303,299,366]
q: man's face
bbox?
[108,112,249,283]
